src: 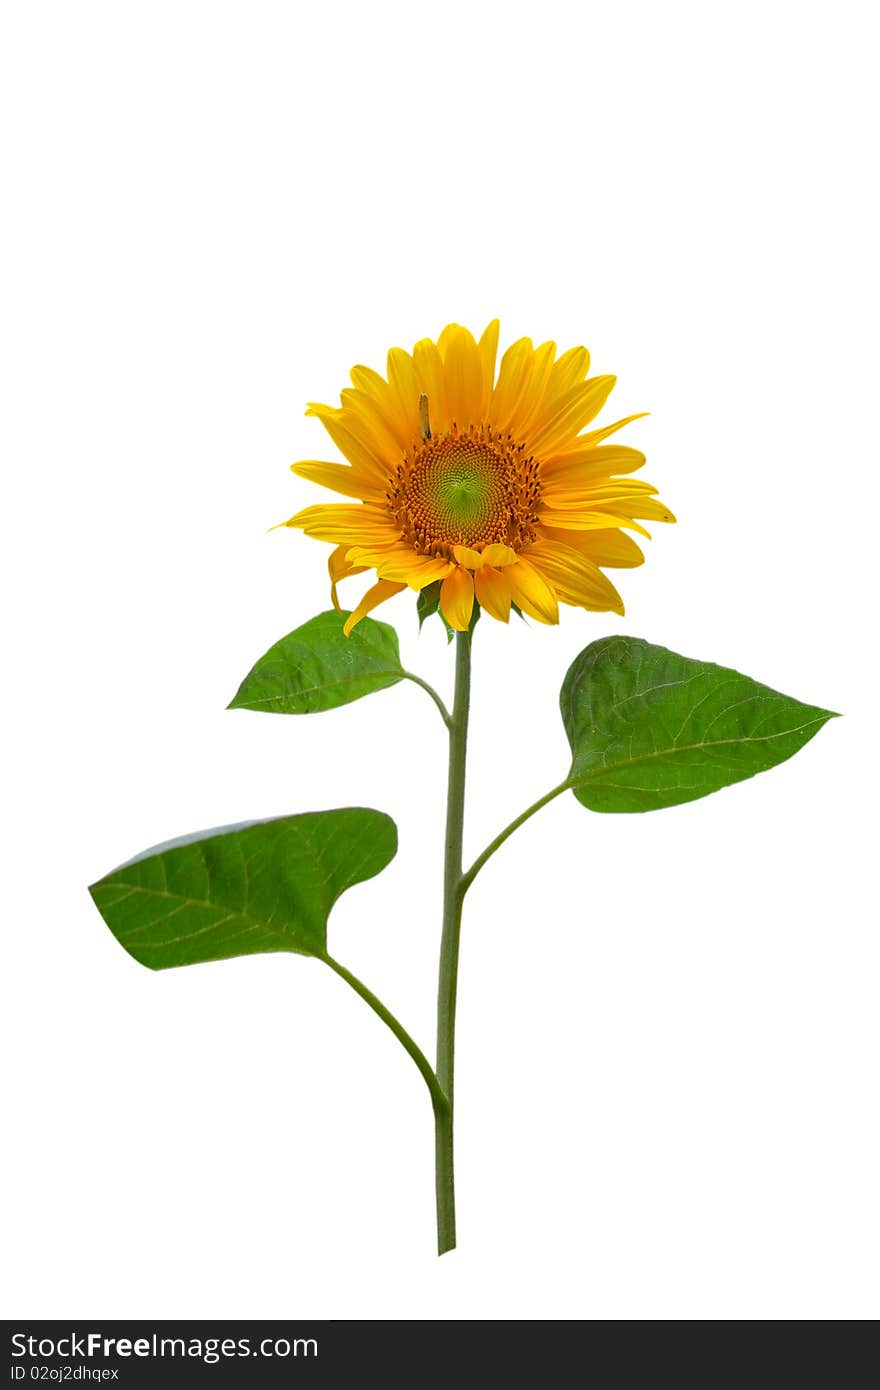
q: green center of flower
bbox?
[386,424,540,557]
[426,455,498,533]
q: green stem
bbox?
[322,953,449,1119]
[325,637,571,1256]
[401,670,452,728]
[461,780,571,893]
[435,629,472,1255]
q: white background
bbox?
[2,0,877,1321]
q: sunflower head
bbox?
[283,322,674,634]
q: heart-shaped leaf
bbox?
[229,611,403,714]
[561,636,836,812]
[89,808,397,968]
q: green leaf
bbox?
[561,636,837,813]
[229,611,403,714]
[417,580,442,630]
[89,809,397,969]
[417,580,453,642]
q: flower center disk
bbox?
[387,424,540,557]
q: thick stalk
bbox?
[434,629,472,1254]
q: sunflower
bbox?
[283,322,674,634]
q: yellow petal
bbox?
[488,336,534,431]
[478,543,517,568]
[344,540,413,561]
[342,579,406,636]
[375,553,455,587]
[284,503,397,544]
[540,481,659,509]
[305,404,389,484]
[538,507,652,538]
[440,567,475,631]
[600,497,676,524]
[291,459,384,502]
[526,375,617,454]
[525,539,625,614]
[474,566,511,622]
[349,362,388,396]
[540,446,647,487]
[547,344,590,397]
[453,544,484,570]
[349,362,414,450]
[511,341,556,434]
[539,525,645,569]
[328,545,367,612]
[404,560,455,589]
[506,557,559,624]
[477,319,500,412]
[577,412,649,446]
[437,324,483,426]
[339,388,406,470]
[413,337,450,434]
[385,347,422,442]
